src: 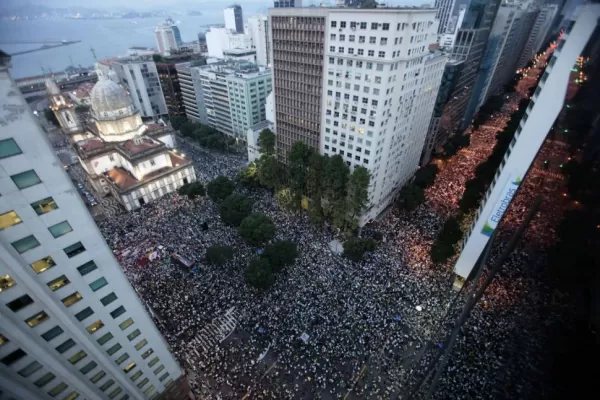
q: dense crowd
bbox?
[93,47,570,399]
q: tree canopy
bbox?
[207,176,235,203]
[397,184,425,211]
[244,258,274,291]
[261,241,298,273]
[258,128,276,155]
[413,164,439,189]
[219,193,254,226]
[239,213,276,246]
[257,156,281,190]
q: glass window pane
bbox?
[100,379,115,392]
[1,349,27,365]
[108,387,123,399]
[153,365,164,375]
[68,350,87,365]
[141,348,153,360]
[115,353,129,365]
[0,333,8,345]
[64,391,79,400]
[7,294,34,312]
[97,332,114,345]
[137,377,149,388]
[144,385,155,396]
[110,306,126,319]
[31,256,56,274]
[89,277,107,292]
[48,221,72,238]
[48,382,68,397]
[62,292,83,307]
[127,329,140,341]
[0,274,16,292]
[159,372,169,382]
[130,370,143,381]
[75,307,93,321]
[34,372,56,388]
[86,320,104,334]
[119,318,133,330]
[0,138,22,159]
[64,242,85,258]
[56,339,76,354]
[11,170,41,189]
[25,311,49,327]
[0,211,22,230]
[31,197,58,215]
[148,357,159,367]
[123,361,136,373]
[100,292,118,306]
[18,360,43,377]
[134,339,147,351]
[77,260,97,276]
[41,325,64,341]
[107,343,122,356]
[90,370,105,383]
[47,275,70,291]
[79,360,97,375]
[12,235,40,254]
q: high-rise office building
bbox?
[0,53,188,400]
[175,61,206,123]
[224,5,244,34]
[247,15,271,66]
[155,18,183,56]
[269,7,446,222]
[518,3,559,68]
[434,0,458,34]
[453,3,600,287]
[155,54,206,117]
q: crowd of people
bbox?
[92,46,570,399]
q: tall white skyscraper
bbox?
[155,18,182,56]
[247,15,271,66]
[224,5,244,34]
[269,7,446,222]
[0,53,188,400]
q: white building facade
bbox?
[224,5,244,34]
[155,18,182,56]
[247,15,271,66]
[206,27,253,60]
[453,4,600,286]
[518,3,559,68]
[0,56,187,400]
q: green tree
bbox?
[152,54,163,62]
[322,155,349,202]
[347,166,370,217]
[44,108,59,126]
[170,116,187,131]
[205,245,234,266]
[261,241,298,273]
[178,182,205,199]
[239,213,276,246]
[413,164,439,189]
[288,141,312,199]
[306,152,325,198]
[207,176,235,203]
[237,163,258,185]
[257,156,281,189]
[258,128,276,155]
[244,258,274,291]
[179,122,196,137]
[308,195,325,226]
[219,193,253,226]
[458,178,485,213]
[397,184,425,211]
[439,216,463,243]
[430,241,457,264]
[343,237,377,262]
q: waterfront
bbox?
[0,15,218,78]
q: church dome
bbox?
[90,77,132,115]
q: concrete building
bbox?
[434,0,457,34]
[247,15,271,66]
[206,27,253,59]
[247,91,276,162]
[269,7,446,222]
[223,48,257,63]
[0,54,189,400]
[192,61,273,139]
[46,80,82,134]
[224,5,244,34]
[274,0,303,7]
[155,54,206,117]
[438,3,467,50]
[97,58,168,119]
[174,61,207,123]
[518,3,559,68]
[453,4,600,286]
[155,18,183,56]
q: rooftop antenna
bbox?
[90,47,97,61]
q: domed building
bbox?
[63,75,196,211]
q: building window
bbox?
[1,348,27,365]
[90,370,106,383]
[130,371,143,381]
[99,379,115,392]
[119,318,134,330]
[110,306,126,319]
[148,357,159,367]
[154,365,165,375]
[80,360,97,375]
[75,307,94,321]
[331,21,336,28]
[97,332,114,345]
[47,382,68,397]
[64,392,79,400]
[378,51,385,58]
[77,260,97,276]
[144,385,155,396]
[89,277,108,292]
[141,348,154,360]
[48,221,73,238]
[31,256,56,274]
[25,311,49,327]
[34,372,56,388]
[42,325,64,341]
[56,339,76,354]
[340,21,346,28]
[47,275,70,291]
[371,22,378,30]
[100,292,118,306]
[382,23,389,31]
[0,274,16,292]
[0,138,22,159]
[68,350,87,365]
[0,333,7,345]
[31,197,58,215]
[7,294,34,312]
[0,211,22,230]
[64,242,86,258]
[123,361,136,373]
[108,387,122,399]
[115,353,129,365]
[12,235,40,253]
[86,320,104,334]
[62,292,83,307]
[137,377,149,388]
[368,50,374,57]
[380,38,387,45]
[135,339,148,351]
[11,170,41,189]
[159,372,170,382]
[127,329,141,341]
[107,343,122,356]
[18,361,43,377]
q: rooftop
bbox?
[71,82,95,99]
[120,137,161,155]
[250,120,273,132]
[78,138,105,152]
[106,168,139,190]
[196,60,270,78]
